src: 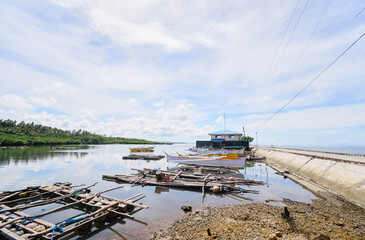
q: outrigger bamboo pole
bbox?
[0,182,100,222]
[35,186,124,218]
[98,194,148,209]
[0,189,36,202]
[172,170,183,181]
[29,202,120,239]
[0,189,53,205]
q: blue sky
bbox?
[0,0,364,146]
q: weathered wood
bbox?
[123,154,164,160]
[103,174,244,192]
[98,194,148,209]
[124,193,143,201]
[0,206,56,228]
[29,202,120,238]
[0,183,148,240]
[131,176,145,187]
[172,170,183,181]
[0,190,50,205]
[0,228,23,240]
[202,173,211,196]
[0,189,35,203]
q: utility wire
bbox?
[260,0,300,96]
[262,0,310,96]
[258,32,365,129]
[278,0,331,96]
[355,7,365,17]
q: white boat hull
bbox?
[167,156,246,168]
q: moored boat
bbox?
[130,146,155,152]
[165,152,246,168]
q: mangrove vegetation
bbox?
[0,119,163,146]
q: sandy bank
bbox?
[152,197,365,240]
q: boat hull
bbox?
[130,147,154,152]
[167,157,246,168]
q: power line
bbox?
[260,0,300,95]
[355,7,365,17]
[262,0,310,96]
[279,0,331,96]
[258,32,365,129]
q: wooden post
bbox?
[172,170,183,181]
[202,173,211,196]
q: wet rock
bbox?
[152,198,365,240]
[281,207,290,218]
[274,231,283,237]
[181,205,192,212]
[34,225,46,232]
[26,223,37,229]
[313,234,331,240]
[334,221,344,226]
[268,233,277,240]
[207,227,212,236]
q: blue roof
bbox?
[208,130,242,135]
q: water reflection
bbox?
[0,145,93,167]
[0,144,318,240]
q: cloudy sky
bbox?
[1,0,364,146]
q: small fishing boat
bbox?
[165,152,246,168]
[0,182,148,240]
[130,146,154,152]
[202,151,239,159]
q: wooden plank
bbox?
[29,202,120,239]
[172,170,183,181]
[98,194,148,209]
[0,228,23,240]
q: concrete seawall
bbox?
[255,147,365,209]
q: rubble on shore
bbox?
[152,197,365,240]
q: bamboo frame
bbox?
[0,182,148,240]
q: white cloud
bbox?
[215,116,223,123]
[0,94,34,111]
[29,96,58,107]
[153,100,165,107]
[0,1,364,145]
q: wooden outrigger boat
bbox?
[130,146,154,152]
[0,182,148,240]
[103,167,263,194]
[165,152,246,168]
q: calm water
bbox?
[0,144,317,240]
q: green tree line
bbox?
[0,119,163,146]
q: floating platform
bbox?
[122,154,164,160]
[0,182,148,240]
[103,167,263,194]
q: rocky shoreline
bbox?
[151,196,365,240]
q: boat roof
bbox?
[208,130,242,135]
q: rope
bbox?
[51,226,64,240]
[16,215,38,229]
[72,189,86,197]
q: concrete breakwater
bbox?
[255,147,365,209]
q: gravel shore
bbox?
[151,196,365,240]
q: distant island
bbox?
[0,119,167,146]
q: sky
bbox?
[0,0,364,146]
